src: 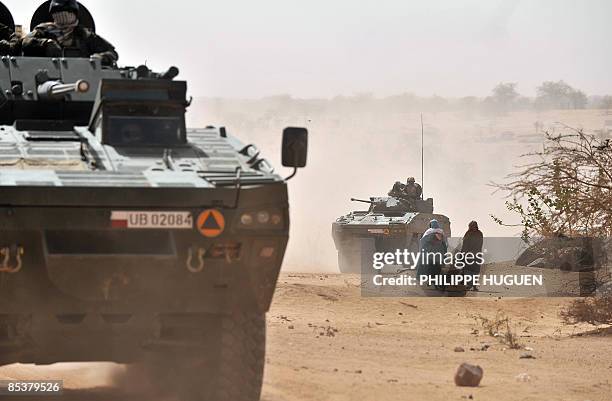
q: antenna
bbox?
[421,113,424,200]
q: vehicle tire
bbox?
[338,249,362,273]
[214,312,266,401]
[338,250,352,273]
[0,314,29,365]
[445,286,468,297]
[338,238,377,274]
[134,312,266,401]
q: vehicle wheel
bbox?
[214,312,266,401]
[0,314,30,365]
[338,249,361,273]
[338,238,377,274]
[134,312,266,401]
[337,250,350,273]
[445,286,468,297]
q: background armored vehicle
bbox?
[332,195,450,273]
[0,2,307,400]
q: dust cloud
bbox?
[188,101,610,272]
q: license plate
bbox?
[111,211,193,229]
[368,228,390,235]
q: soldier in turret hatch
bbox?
[22,0,118,66]
[404,177,422,200]
[388,181,407,199]
[0,23,20,56]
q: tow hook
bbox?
[186,247,206,273]
[225,247,234,264]
[0,245,24,274]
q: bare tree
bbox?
[493,126,612,240]
[495,127,612,325]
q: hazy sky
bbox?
[5,0,612,98]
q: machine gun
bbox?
[36,71,91,100]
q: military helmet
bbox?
[407,177,415,184]
[32,1,96,32]
[49,0,79,14]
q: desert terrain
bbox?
[1,111,610,400]
[1,270,610,401]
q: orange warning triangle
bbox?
[197,210,225,237]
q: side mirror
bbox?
[282,127,308,168]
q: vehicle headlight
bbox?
[271,214,282,225]
[238,210,284,229]
[240,213,254,225]
[257,211,270,224]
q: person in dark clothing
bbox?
[461,221,484,288]
[22,0,118,66]
[388,181,406,199]
[404,177,422,200]
[0,23,20,56]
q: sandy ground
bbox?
[1,272,611,401]
[264,273,612,401]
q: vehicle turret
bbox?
[351,196,434,214]
[333,192,449,273]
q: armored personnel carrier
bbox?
[0,2,307,400]
[332,193,450,273]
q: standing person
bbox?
[461,221,484,289]
[416,219,448,288]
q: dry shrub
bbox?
[561,295,612,325]
[494,128,612,240]
[474,312,522,349]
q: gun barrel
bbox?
[350,198,373,204]
[38,79,90,99]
